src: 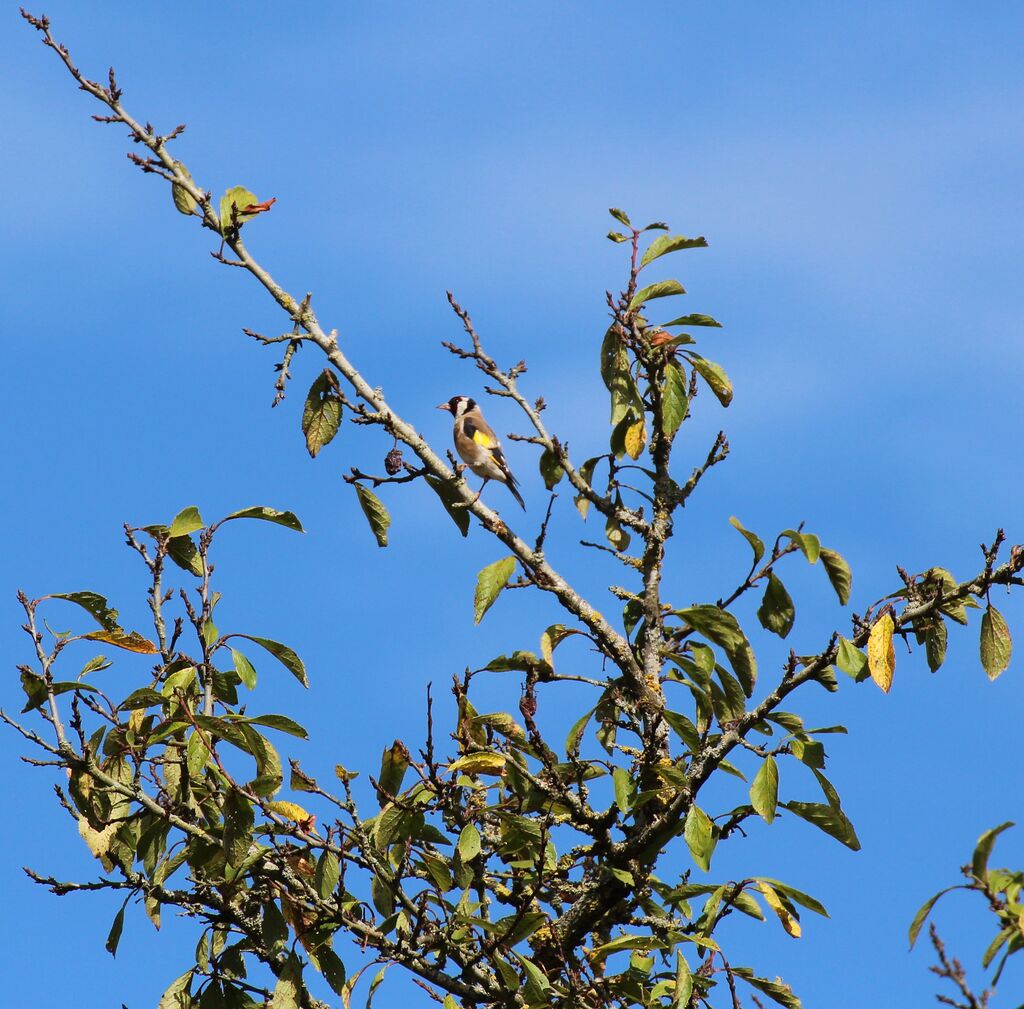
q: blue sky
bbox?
[3,2,1023,1006]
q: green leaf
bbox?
[203,619,219,648]
[731,890,766,921]
[220,506,304,532]
[662,313,722,328]
[187,731,210,778]
[365,965,388,1009]
[241,714,309,739]
[982,927,1014,974]
[81,655,110,675]
[169,506,205,539]
[233,635,308,688]
[219,185,258,232]
[639,234,708,268]
[605,512,631,551]
[20,675,100,714]
[836,637,868,679]
[607,230,630,243]
[600,327,643,427]
[497,912,548,946]
[784,801,860,850]
[378,741,410,802]
[425,476,470,538]
[565,707,595,756]
[354,484,391,548]
[714,665,746,722]
[171,162,198,216]
[513,952,553,1006]
[684,352,732,407]
[473,556,516,624]
[590,934,671,962]
[673,951,693,1008]
[794,741,826,771]
[820,549,852,605]
[269,956,301,1009]
[683,804,716,871]
[613,766,638,813]
[577,456,600,511]
[908,887,960,948]
[925,620,948,672]
[677,605,743,651]
[118,686,166,711]
[661,361,689,437]
[484,651,545,673]
[317,947,347,997]
[980,604,1012,680]
[222,789,254,867]
[972,821,1014,881]
[51,590,121,631]
[262,900,289,954]
[315,850,340,899]
[783,529,821,564]
[732,968,803,1009]
[231,649,257,690]
[663,709,701,751]
[729,516,765,565]
[733,645,760,703]
[539,447,564,490]
[609,208,632,227]
[608,400,633,454]
[475,711,526,745]
[629,279,686,311]
[758,573,795,639]
[105,897,128,957]
[457,823,481,862]
[302,370,342,458]
[676,605,757,695]
[750,756,779,823]
[168,533,204,577]
[157,971,193,1009]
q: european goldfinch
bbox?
[438,395,526,510]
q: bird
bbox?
[437,395,526,510]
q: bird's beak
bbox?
[436,402,451,412]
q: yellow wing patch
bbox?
[472,429,495,448]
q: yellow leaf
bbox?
[448,752,507,775]
[83,629,159,654]
[624,418,647,460]
[756,881,802,938]
[539,624,579,667]
[171,162,198,216]
[78,816,116,871]
[267,800,310,822]
[867,613,895,693]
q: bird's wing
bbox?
[464,414,499,450]
[471,417,514,471]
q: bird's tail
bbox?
[506,472,526,510]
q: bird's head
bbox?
[437,395,475,418]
